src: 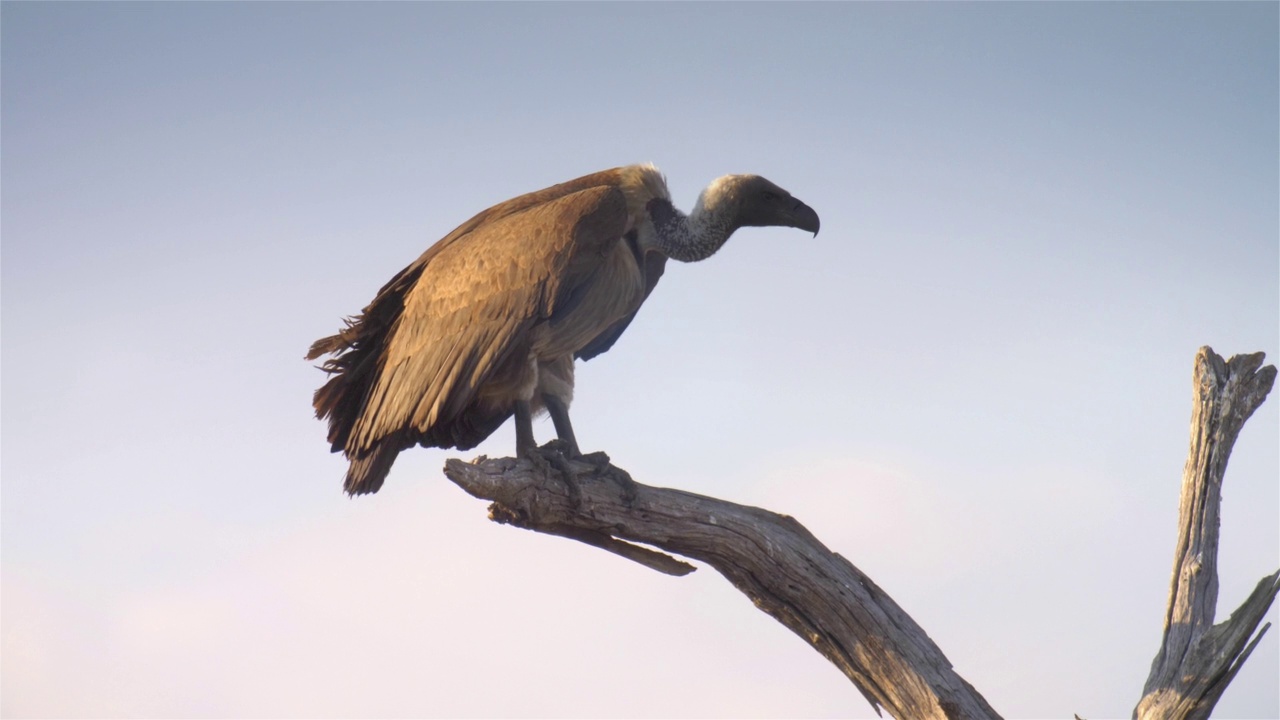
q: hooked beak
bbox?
[789,199,820,236]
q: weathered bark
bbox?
[444,450,1001,720]
[439,347,1275,719]
[1134,348,1279,720]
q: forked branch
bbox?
[1134,348,1279,719]
[441,346,1276,719]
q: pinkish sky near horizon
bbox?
[3,3,1277,718]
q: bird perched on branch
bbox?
[308,164,819,495]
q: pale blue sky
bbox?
[3,2,1277,718]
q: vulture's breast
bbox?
[535,238,645,359]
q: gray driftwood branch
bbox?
[444,451,1001,719]
[441,347,1275,720]
[1134,347,1279,719]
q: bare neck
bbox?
[648,196,735,263]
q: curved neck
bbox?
[649,197,735,263]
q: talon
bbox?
[581,450,611,467]
[534,443,583,509]
[607,466,639,508]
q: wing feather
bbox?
[307,167,634,455]
[343,185,629,456]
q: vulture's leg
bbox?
[518,400,582,506]
[514,400,536,457]
[542,393,581,457]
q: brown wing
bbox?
[307,167,630,455]
[309,182,629,493]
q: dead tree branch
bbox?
[444,450,1000,720]
[1134,347,1279,719]
[439,346,1275,719]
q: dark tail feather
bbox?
[344,442,401,496]
[305,330,349,362]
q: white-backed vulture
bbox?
[308,164,820,495]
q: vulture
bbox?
[308,164,819,495]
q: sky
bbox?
[2,2,1277,718]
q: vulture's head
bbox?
[648,172,820,263]
[697,174,821,237]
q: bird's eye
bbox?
[761,191,779,202]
